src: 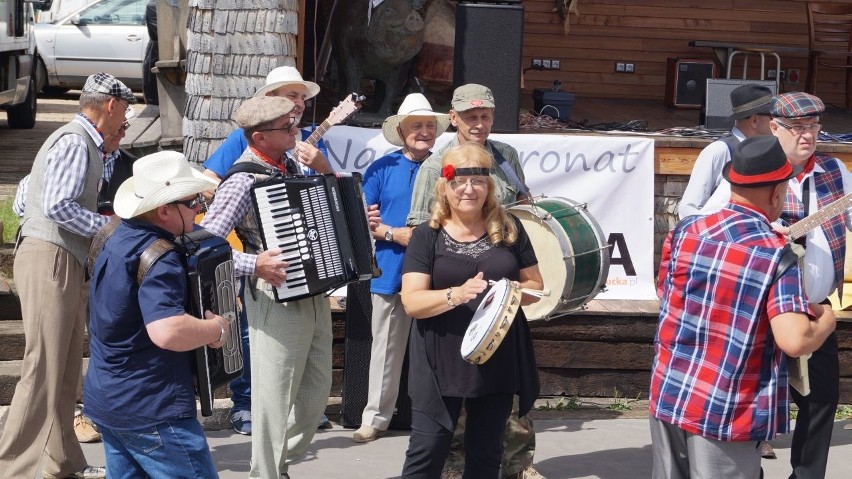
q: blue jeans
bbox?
[98,418,218,479]
[229,278,251,412]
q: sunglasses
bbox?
[170,193,204,210]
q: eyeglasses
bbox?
[119,120,130,131]
[449,177,488,191]
[774,120,822,135]
[170,194,204,210]
[259,118,298,133]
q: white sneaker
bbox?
[351,425,386,443]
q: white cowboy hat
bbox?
[381,93,450,147]
[253,65,321,99]
[113,151,219,219]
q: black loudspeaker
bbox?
[340,281,412,430]
[454,3,524,132]
[703,79,777,130]
[665,58,717,109]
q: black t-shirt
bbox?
[403,215,538,397]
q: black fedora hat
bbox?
[722,135,794,187]
[730,84,774,120]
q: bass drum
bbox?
[510,198,610,320]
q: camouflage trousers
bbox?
[443,395,535,477]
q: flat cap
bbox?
[451,83,495,112]
[234,96,296,130]
[771,92,825,119]
[82,72,136,104]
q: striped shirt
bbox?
[13,114,117,237]
[651,202,809,441]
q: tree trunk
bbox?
[184,0,299,166]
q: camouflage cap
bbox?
[451,83,496,111]
[82,72,136,104]
[234,96,296,130]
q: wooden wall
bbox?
[522,0,852,107]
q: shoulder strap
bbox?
[772,243,803,284]
[136,229,222,285]
[488,142,531,200]
[220,161,281,184]
[88,217,121,275]
[137,238,176,285]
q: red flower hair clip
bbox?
[442,164,456,181]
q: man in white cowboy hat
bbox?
[201,64,334,435]
[406,83,543,479]
[203,64,331,184]
[0,72,135,479]
[84,150,228,477]
[200,95,332,479]
[352,93,450,443]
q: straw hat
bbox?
[113,151,219,219]
[381,93,450,146]
[253,66,321,99]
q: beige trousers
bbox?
[361,293,412,430]
[0,238,88,478]
[246,287,332,478]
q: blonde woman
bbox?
[400,142,543,478]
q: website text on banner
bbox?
[321,126,656,301]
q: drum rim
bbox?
[461,278,522,364]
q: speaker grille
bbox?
[666,58,716,109]
[453,3,524,132]
[703,79,777,130]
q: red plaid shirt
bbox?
[652,202,809,441]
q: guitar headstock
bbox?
[326,93,366,126]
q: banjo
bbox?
[781,190,852,396]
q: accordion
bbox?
[181,229,244,417]
[250,173,374,302]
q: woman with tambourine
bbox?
[399,142,544,478]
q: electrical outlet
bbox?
[532,59,542,68]
[616,62,625,72]
[767,69,777,80]
[542,60,552,69]
[551,60,560,70]
[625,63,635,73]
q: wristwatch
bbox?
[384,228,394,242]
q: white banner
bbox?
[321,126,657,300]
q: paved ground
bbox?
[74,417,852,479]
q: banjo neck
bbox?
[788,191,852,241]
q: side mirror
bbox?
[70,14,81,25]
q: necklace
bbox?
[404,147,430,162]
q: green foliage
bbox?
[836,404,852,420]
[0,197,20,244]
[537,395,582,411]
[607,388,640,411]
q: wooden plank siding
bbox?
[521,0,852,107]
